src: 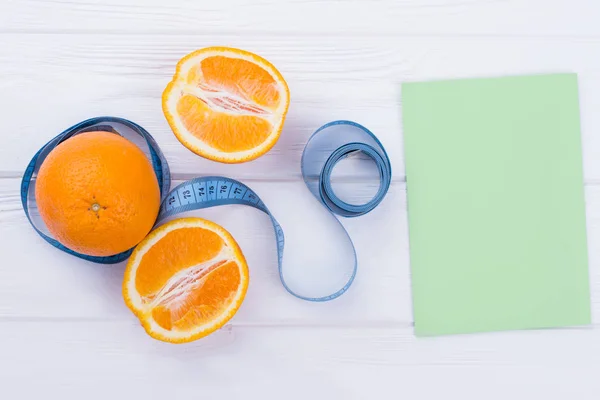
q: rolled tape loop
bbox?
[320,142,390,217]
[22,118,391,301]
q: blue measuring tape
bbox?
[21,117,171,264]
[22,118,391,301]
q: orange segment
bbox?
[162,47,290,163]
[123,218,249,343]
[177,94,273,153]
[152,260,241,331]
[200,56,281,109]
[135,226,224,297]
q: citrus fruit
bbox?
[123,217,249,343]
[35,131,160,257]
[162,46,290,163]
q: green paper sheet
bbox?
[402,74,591,336]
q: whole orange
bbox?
[35,131,161,257]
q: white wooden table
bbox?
[2,1,600,398]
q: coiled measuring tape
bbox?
[22,117,391,301]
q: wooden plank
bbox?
[2,175,600,325]
[1,0,599,36]
[2,34,600,179]
[0,177,411,324]
[1,322,599,399]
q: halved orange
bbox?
[162,47,290,163]
[123,217,249,343]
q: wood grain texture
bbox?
[3,34,600,179]
[2,322,600,399]
[1,0,599,36]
